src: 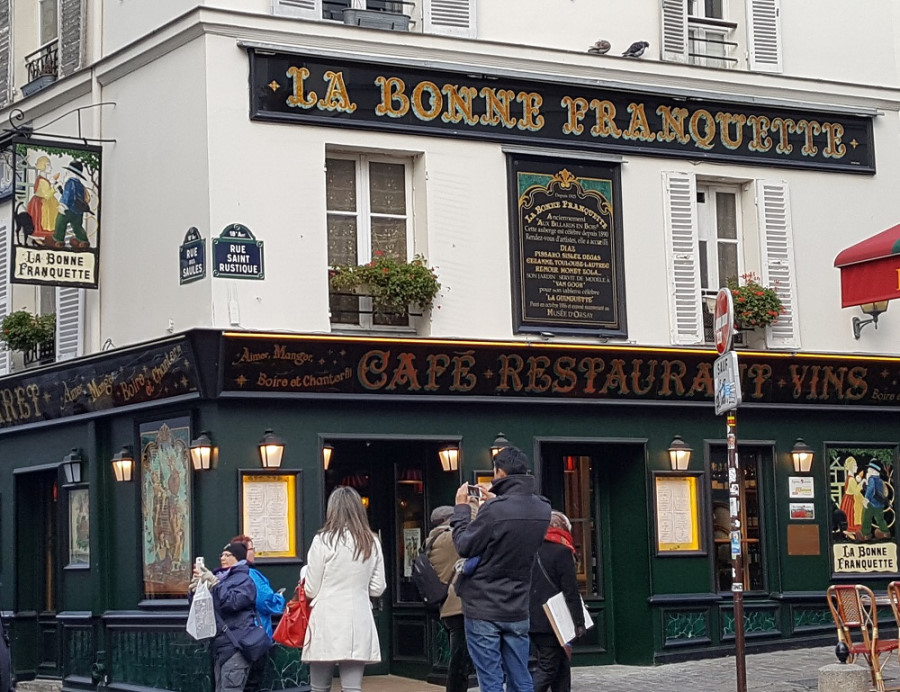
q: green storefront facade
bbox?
[0,328,896,689]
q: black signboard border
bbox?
[507,154,627,338]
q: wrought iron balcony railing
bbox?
[25,40,59,83]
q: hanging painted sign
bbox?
[508,157,625,337]
[213,224,264,279]
[249,52,875,174]
[11,139,102,288]
[179,227,206,284]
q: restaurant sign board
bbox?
[249,52,875,174]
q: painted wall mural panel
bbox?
[141,417,192,596]
[12,139,102,288]
[829,445,898,574]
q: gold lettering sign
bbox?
[832,542,898,574]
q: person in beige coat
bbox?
[303,486,387,692]
[427,506,472,692]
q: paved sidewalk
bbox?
[335,645,889,691]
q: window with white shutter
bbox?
[55,286,84,361]
[424,0,475,38]
[661,0,687,63]
[757,180,799,349]
[746,0,782,73]
[665,174,797,349]
[0,220,10,376]
[0,0,12,108]
[272,0,322,19]
[663,171,703,345]
[59,0,85,77]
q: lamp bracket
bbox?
[852,315,879,340]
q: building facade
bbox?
[0,1,900,688]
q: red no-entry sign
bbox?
[714,288,734,354]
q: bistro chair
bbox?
[826,584,900,692]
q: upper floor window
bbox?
[326,154,414,331]
[663,172,799,349]
[273,0,476,37]
[687,0,736,68]
[39,0,58,45]
[661,0,781,73]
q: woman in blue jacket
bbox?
[231,534,286,637]
[191,542,259,692]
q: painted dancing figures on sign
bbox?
[48,161,92,250]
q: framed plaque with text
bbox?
[507,156,626,336]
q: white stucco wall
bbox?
[7,3,900,358]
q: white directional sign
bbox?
[714,350,742,415]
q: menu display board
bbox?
[654,473,703,554]
[508,156,625,336]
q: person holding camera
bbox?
[451,446,551,692]
[190,542,258,692]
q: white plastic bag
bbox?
[186,581,217,640]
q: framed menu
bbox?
[653,472,704,555]
[240,469,302,562]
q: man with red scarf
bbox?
[528,511,586,692]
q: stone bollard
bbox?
[818,662,870,692]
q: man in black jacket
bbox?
[529,511,586,692]
[451,446,551,692]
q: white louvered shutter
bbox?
[757,180,799,350]
[59,0,86,77]
[55,287,84,361]
[0,0,10,108]
[660,0,688,63]
[746,0,782,73]
[0,220,10,375]
[663,172,703,345]
[272,0,321,19]
[424,0,476,38]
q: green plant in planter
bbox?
[0,310,56,352]
[726,273,784,329]
[329,252,441,315]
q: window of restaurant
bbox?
[709,444,765,592]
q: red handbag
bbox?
[273,580,312,648]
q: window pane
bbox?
[698,240,709,290]
[717,242,738,288]
[40,0,58,44]
[710,447,763,592]
[327,215,358,266]
[326,159,357,213]
[371,217,407,259]
[563,456,597,597]
[329,293,361,325]
[715,193,737,239]
[369,162,406,215]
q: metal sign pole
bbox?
[727,411,747,692]
[713,286,746,692]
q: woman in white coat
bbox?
[303,486,387,691]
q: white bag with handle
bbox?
[186,580,217,640]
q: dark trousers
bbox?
[442,614,472,692]
[529,633,570,692]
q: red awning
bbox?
[834,223,900,307]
